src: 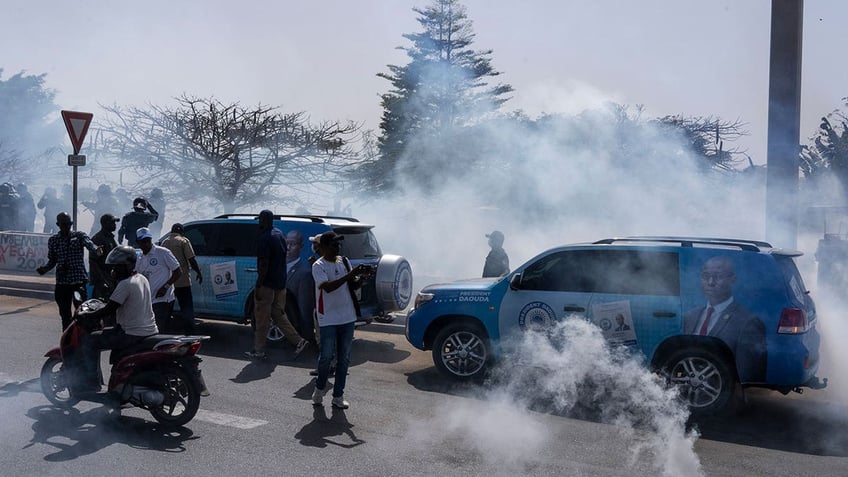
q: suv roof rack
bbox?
[214,213,360,223]
[593,236,773,252]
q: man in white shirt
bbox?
[310,231,372,409]
[135,227,182,333]
[81,245,159,392]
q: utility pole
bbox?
[765,0,803,249]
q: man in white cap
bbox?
[482,230,509,278]
[135,226,181,332]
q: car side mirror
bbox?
[509,273,522,290]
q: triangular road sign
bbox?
[61,110,94,155]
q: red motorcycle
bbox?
[40,298,210,427]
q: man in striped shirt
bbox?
[37,212,103,330]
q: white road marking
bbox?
[193,409,268,429]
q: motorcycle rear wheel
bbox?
[149,366,200,428]
[40,357,79,407]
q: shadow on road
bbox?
[24,405,200,461]
[294,405,365,449]
[693,390,848,457]
[406,367,848,457]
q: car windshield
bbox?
[335,227,381,259]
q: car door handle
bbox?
[653,311,676,318]
[245,268,258,272]
[563,305,585,312]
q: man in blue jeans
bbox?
[310,231,372,409]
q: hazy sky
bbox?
[3,1,848,164]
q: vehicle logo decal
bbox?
[518,301,555,331]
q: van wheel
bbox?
[374,255,413,312]
[661,347,738,416]
[432,323,490,381]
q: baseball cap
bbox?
[100,213,120,226]
[309,231,343,246]
[136,227,153,241]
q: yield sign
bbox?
[61,110,94,155]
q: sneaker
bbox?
[312,385,329,405]
[294,338,309,357]
[244,349,267,360]
[331,396,349,409]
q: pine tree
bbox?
[370,0,512,193]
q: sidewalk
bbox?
[0,269,54,300]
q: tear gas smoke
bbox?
[402,318,702,476]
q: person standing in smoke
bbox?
[89,213,120,300]
[161,223,203,334]
[118,197,159,247]
[0,182,19,231]
[147,188,166,238]
[482,230,510,278]
[135,227,181,332]
[37,187,63,233]
[83,184,121,235]
[16,183,36,232]
[36,212,104,330]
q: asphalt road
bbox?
[1,294,847,477]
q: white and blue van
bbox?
[405,237,826,414]
[174,214,413,343]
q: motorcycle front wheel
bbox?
[149,366,200,428]
[40,357,79,407]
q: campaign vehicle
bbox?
[174,214,413,343]
[406,236,827,414]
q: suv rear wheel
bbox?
[661,346,739,416]
[432,323,490,381]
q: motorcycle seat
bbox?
[109,334,188,364]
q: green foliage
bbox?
[370,0,513,193]
[801,105,848,204]
[0,69,63,179]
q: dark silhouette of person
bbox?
[15,183,36,232]
[147,188,166,238]
[89,213,120,300]
[83,184,120,235]
[0,182,19,231]
[37,187,63,233]
[482,230,510,278]
[118,197,159,247]
[683,255,767,382]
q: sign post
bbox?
[60,110,94,231]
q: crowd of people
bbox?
[0,180,164,236]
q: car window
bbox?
[335,227,382,259]
[214,223,258,257]
[521,249,679,296]
[775,256,807,304]
[183,224,214,256]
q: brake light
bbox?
[188,341,202,355]
[777,308,809,334]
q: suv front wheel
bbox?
[432,323,491,381]
[661,346,739,416]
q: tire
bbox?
[432,323,490,381]
[661,346,738,416]
[375,255,413,312]
[149,366,201,428]
[40,357,79,408]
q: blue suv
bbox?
[405,237,826,414]
[174,214,413,343]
